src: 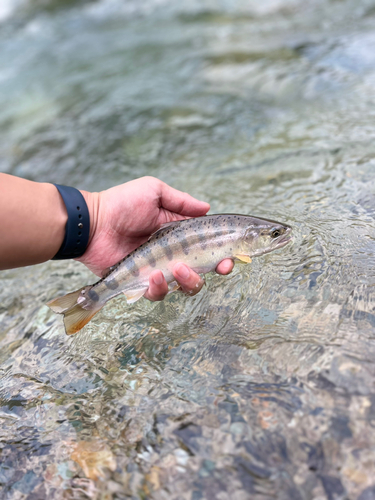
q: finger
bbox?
[144,270,169,301]
[160,182,210,217]
[173,263,205,296]
[216,259,234,275]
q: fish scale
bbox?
[47,214,292,335]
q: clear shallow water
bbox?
[1,0,375,498]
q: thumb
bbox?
[160,182,210,217]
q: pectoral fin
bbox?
[123,288,147,304]
[234,254,252,263]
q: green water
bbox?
[1,0,375,498]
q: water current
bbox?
[1,0,375,498]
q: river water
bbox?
[1,0,375,498]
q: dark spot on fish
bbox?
[88,289,100,302]
[124,256,139,277]
[156,236,174,260]
[195,222,207,250]
[105,279,119,290]
[165,245,173,261]
[140,241,158,268]
[212,252,214,255]
[180,235,190,255]
[148,253,156,267]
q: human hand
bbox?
[78,176,234,300]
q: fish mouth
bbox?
[275,232,292,249]
[273,225,292,249]
[253,232,292,256]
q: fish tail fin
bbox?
[47,288,86,314]
[62,303,102,335]
[47,286,103,335]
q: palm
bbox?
[78,177,210,276]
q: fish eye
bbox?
[271,229,282,238]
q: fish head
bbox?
[242,217,292,257]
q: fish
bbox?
[47,214,292,335]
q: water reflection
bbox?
[2,0,375,498]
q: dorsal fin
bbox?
[101,263,119,279]
[148,220,184,240]
[99,254,130,281]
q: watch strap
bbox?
[52,184,90,260]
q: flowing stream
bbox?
[1,0,375,498]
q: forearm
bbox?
[0,174,68,269]
[0,174,233,304]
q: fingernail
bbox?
[153,272,164,285]
[175,263,190,280]
[186,278,205,296]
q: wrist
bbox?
[44,182,68,257]
[52,185,91,260]
[78,190,100,251]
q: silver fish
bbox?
[47,214,292,335]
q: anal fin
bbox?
[167,280,181,294]
[123,288,147,304]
